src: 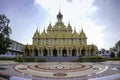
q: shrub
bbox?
[110,52,115,58]
[14,57,46,62]
[107,57,120,61]
[0,57,15,60]
[76,56,106,62]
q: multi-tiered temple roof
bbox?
[33,11,87,39]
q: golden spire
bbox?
[73,27,79,38]
[33,27,40,38]
[41,26,46,38]
[44,26,45,32]
[81,26,83,32]
[74,27,76,32]
[57,6,63,22]
[80,27,87,39]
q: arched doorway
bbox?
[81,49,86,56]
[43,49,48,56]
[53,49,57,56]
[34,48,38,56]
[72,48,76,56]
[62,48,67,57]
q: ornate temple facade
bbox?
[24,11,98,57]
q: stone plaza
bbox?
[0,61,120,80]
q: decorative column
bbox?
[70,49,72,57]
[67,49,69,56]
[76,49,78,56]
[60,48,62,57]
[38,48,40,56]
[41,48,43,56]
[48,48,51,57]
[80,49,81,56]
[39,48,41,56]
[48,49,50,57]
[89,49,90,56]
[59,49,61,56]
[67,49,69,57]
[51,49,53,57]
[85,49,87,56]
[32,49,34,56]
[57,49,59,56]
[69,48,71,56]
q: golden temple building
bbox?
[24,11,98,57]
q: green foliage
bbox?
[117,51,120,57]
[14,57,47,62]
[107,57,120,61]
[110,52,115,58]
[0,57,15,60]
[0,14,12,54]
[74,56,106,62]
[115,40,120,48]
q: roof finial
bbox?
[81,26,83,32]
[49,21,51,26]
[44,26,45,32]
[68,20,70,25]
[39,27,40,34]
[74,27,76,32]
[57,7,63,21]
[59,2,61,13]
[36,26,39,32]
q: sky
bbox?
[0,0,120,50]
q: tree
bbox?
[110,52,115,58]
[0,14,12,54]
[101,48,106,54]
[117,51,120,57]
[115,40,120,48]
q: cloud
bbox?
[34,0,106,49]
[66,0,73,3]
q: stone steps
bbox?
[43,57,79,62]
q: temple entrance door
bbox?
[72,49,76,56]
[62,49,67,57]
[43,49,48,56]
[81,49,85,56]
[34,49,38,56]
[53,49,57,57]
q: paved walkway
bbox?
[14,62,106,78]
[0,61,120,80]
[0,77,7,80]
[0,61,19,65]
[89,73,120,80]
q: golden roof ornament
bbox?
[33,27,40,38]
